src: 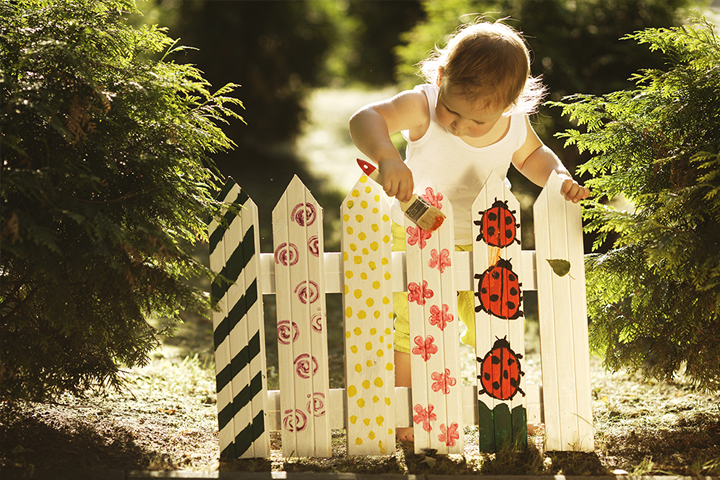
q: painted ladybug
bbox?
[474,198,520,247]
[477,337,525,401]
[474,258,523,320]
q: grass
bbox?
[3,304,719,475]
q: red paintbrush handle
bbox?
[357,158,380,182]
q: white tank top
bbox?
[392,84,528,244]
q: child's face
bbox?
[436,82,507,139]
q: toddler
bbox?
[349,19,589,442]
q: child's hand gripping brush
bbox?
[357,158,445,232]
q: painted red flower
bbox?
[413,404,437,432]
[408,280,433,305]
[438,422,460,447]
[431,368,457,394]
[429,304,453,331]
[429,248,451,273]
[421,187,443,209]
[406,225,432,249]
[412,335,438,361]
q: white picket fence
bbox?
[208,171,594,459]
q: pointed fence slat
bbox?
[209,178,269,459]
[534,171,594,452]
[472,173,527,453]
[272,176,332,458]
[341,175,396,456]
[405,192,464,454]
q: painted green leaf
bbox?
[547,258,571,277]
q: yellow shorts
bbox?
[391,222,477,354]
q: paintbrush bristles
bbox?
[399,196,445,232]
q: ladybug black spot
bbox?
[492,271,500,280]
[510,287,518,296]
[505,216,513,225]
[507,358,515,366]
[487,226,496,236]
[491,355,501,365]
[507,301,516,310]
[505,230,513,238]
[492,381,500,390]
[481,287,487,294]
[488,212,497,221]
[490,294,499,302]
[484,372,491,381]
[503,370,509,379]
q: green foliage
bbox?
[343,0,424,86]
[0,0,242,400]
[171,0,350,144]
[551,16,720,390]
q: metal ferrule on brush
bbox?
[402,196,431,221]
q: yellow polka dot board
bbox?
[405,190,464,454]
[271,175,331,458]
[209,179,270,459]
[471,173,527,453]
[533,172,594,452]
[341,175,396,456]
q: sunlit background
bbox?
[134,0,720,255]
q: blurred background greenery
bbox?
[133,0,718,253]
[132,0,719,384]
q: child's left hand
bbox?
[559,175,590,203]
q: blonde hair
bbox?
[419,19,546,114]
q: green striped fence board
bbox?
[209,178,269,459]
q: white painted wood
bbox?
[472,174,527,450]
[406,195,463,454]
[272,176,331,458]
[266,384,542,430]
[259,250,536,294]
[341,175,396,456]
[534,171,594,452]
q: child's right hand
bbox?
[378,159,414,203]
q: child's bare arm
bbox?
[512,118,590,203]
[349,90,429,202]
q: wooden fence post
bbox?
[534,171,594,452]
[272,175,332,458]
[405,190,464,454]
[208,178,270,458]
[472,173,528,453]
[341,174,396,455]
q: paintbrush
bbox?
[357,158,445,232]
